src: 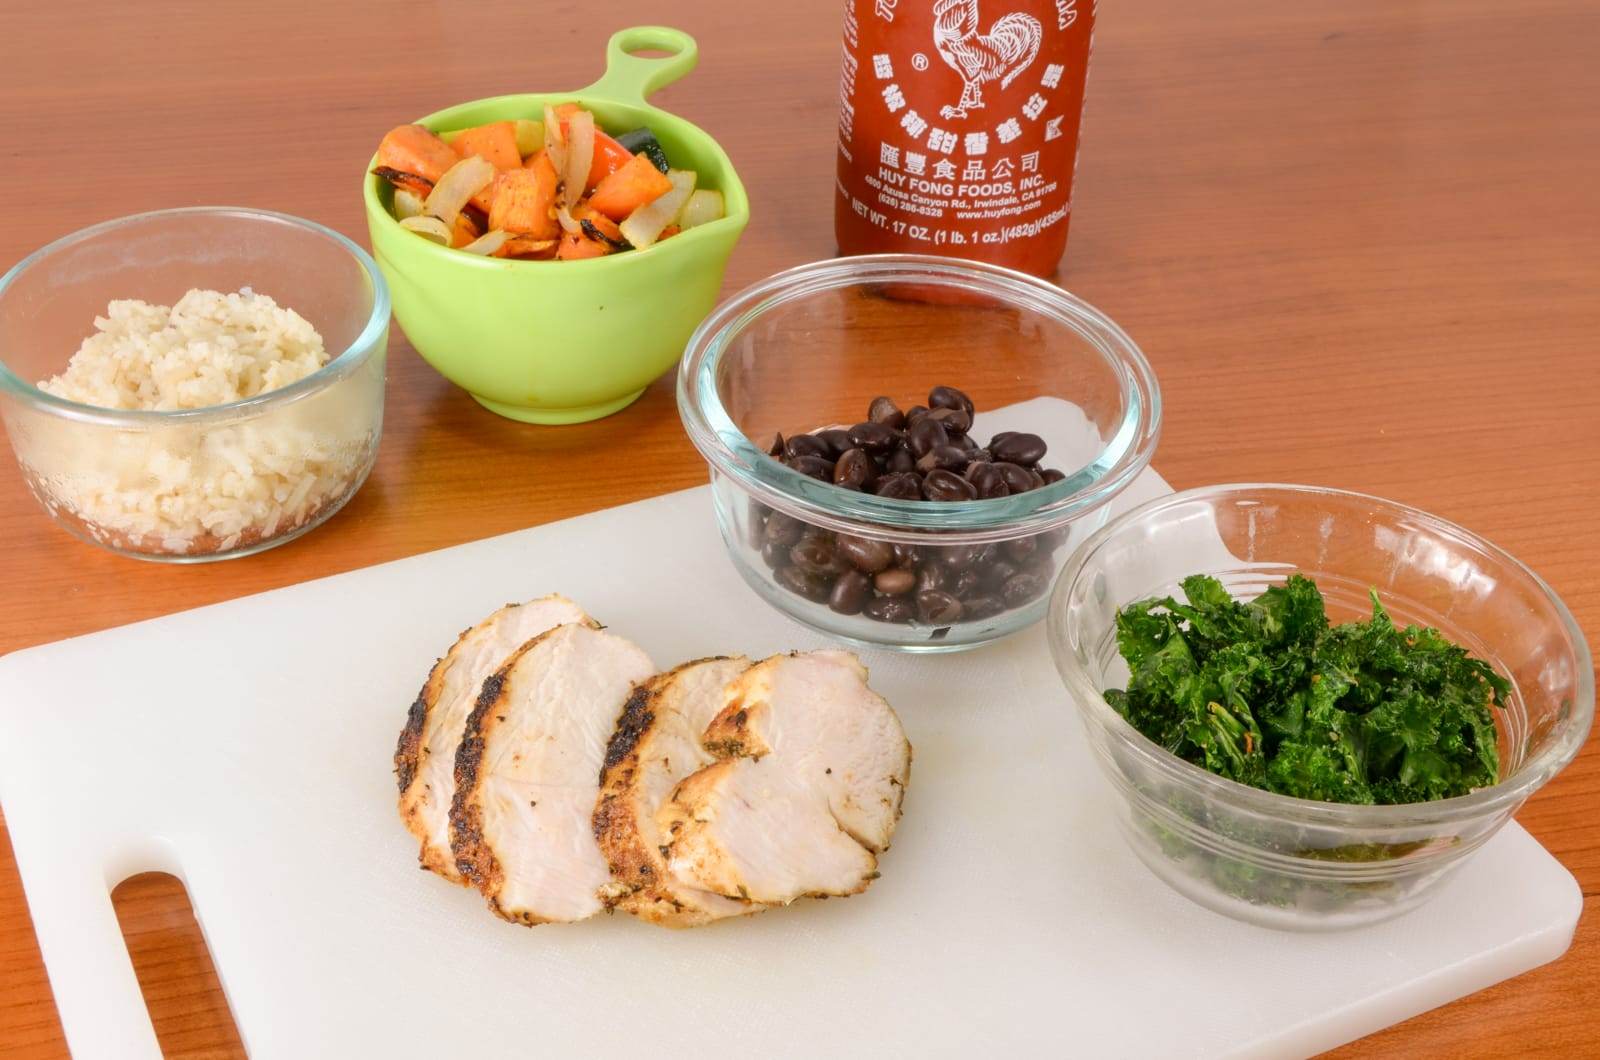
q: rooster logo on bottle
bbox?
[932,0,1043,120]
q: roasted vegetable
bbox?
[588,153,674,222]
[619,168,695,248]
[587,130,635,190]
[1104,574,1505,805]
[677,189,725,229]
[399,215,452,245]
[615,127,670,174]
[556,229,610,260]
[392,188,425,220]
[514,119,544,157]
[562,110,595,208]
[425,155,497,227]
[372,166,434,198]
[378,125,460,185]
[451,121,522,172]
[488,155,560,238]
[499,236,557,259]
[381,104,717,260]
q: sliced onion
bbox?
[423,155,496,226]
[542,104,568,182]
[459,229,512,256]
[619,169,697,249]
[676,189,724,229]
[554,205,583,235]
[562,110,595,208]
[399,215,453,245]
[392,188,425,220]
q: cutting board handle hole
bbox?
[112,872,246,1057]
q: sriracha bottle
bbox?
[834,0,1095,276]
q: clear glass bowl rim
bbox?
[0,206,391,427]
[676,253,1162,538]
[1047,481,1595,830]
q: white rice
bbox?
[25,289,370,555]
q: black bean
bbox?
[886,448,916,474]
[763,511,805,546]
[994,461,1036,494]
[953,432,982,455]
[922,469,977,501]
[1001,571,1048,607]
[868,396,906,430]
[766,433,785,457]
[915,444,969,474]
[907,417,949,457]
[904,404,930,424]
[847,420,900,453]
[928,385,975,417]
[789,538,847,576]
[927,406,972,435]
[916,564,949,593]
[965,461,1008,499]
[990,431,1047,466]
[775,564,830,601]
[1026,468,1046,491]
[988,431,1016,449]
[1041,467,1067,485]
[1003,536,1040,563]
[986,559,1021,587]
[864,596,916,623]
[1040,526,1071,552]
[785,433,831,460]
[916,589,964,624]
[836,534,894,573]
[760,539,788,570]
[874,472,923,500]
[787,454,835,481]
[833,448,877,490]
[892,543,920,568]
[939,544,981,569]
[963,594,1005,620]
[817,428,854,458]
[874,568,917,595]
[828,571,871,615]
[949,567,982,598]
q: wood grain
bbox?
[1,0,1596,1056]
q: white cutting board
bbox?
[0,462,1580,1059]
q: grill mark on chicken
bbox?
[398,596,591,883]
[448,663,520,891]
[593,656,757,928]
[394,680,432,795]
[450,622,653,925]
[601,681,658,774]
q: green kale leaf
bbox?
[1104,574,1503,805]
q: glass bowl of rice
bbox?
[0,207,390,561]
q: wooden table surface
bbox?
[2,0,1596,1055]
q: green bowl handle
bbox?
[580,26,699,104]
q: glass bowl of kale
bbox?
[1047,483,1592,930]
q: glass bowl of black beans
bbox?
[677,254,1161,652]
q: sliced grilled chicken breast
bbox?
[592,656,757,928]
[395,595,591,882]
[657,650,911,905]
[451,623,654,925]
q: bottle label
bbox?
[836,0,1094,271]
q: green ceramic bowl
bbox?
[362,26,749,424]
